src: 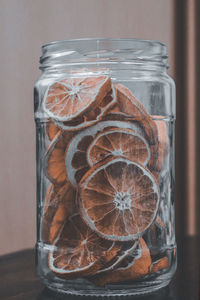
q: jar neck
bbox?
[40,38,169,73]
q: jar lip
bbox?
[42,38,166,50]
[40,38,168,70]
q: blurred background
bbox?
[0,0,199,255]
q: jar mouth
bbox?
[40,38,168,70]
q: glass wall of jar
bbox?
[34,39,176,296]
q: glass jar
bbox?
[34,38,176,296]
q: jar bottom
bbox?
[36,243,177,297]
[40,275,172,296]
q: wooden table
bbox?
[0,237,199,300]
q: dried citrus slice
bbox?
[95,240,138,275]
[46,120,61,141]
[79,157,160,241]
[48,214,120,279]
[42,182,75,244]
[65,120,144,187]
[44,130,74,185]
[90,238,151,286]
[43,76,115,130]
[109,84,158,145]
[148,115,169,173]
[150,256,169,273]
[87,127,150,167]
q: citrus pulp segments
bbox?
[42,182,75,244]
[44,130,74,185]
[79,156,160,241]
[87,127,151,167]
[65,120,146,187]
[90,238,152,287]
[48,213,121,279]
[43,76,116,131]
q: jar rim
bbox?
[42,38,166,50]
[40,38,168,70]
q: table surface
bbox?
[0,236,199,300]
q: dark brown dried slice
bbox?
[42,182,75,244]
[44,130,74,185]
[111,84,158,146]
[150,256,169,273]
[148,115,169,173]
[48,214,120,279]
[94,240,139,275]
[90,238,152,287]
[46,120,61,141]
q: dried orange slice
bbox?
[95,240,138,275]
[150,256,169,273]
[87,127,150,167]
[110,84,158,145]
[148,115,169,172]
[65,120,144,187]
[43,76,115,130]
[79,157,160,241]
[90,238,152,286]
[44,130,74,185]
[42,182,75,244]
[46,120,61,141]
[48,214,120,279]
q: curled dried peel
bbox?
[79,157,160,241]
[104,84,160,170]
[90,238,151,287]
[111,84,158,145]
[48,214,121,279]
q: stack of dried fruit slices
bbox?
[41,75,169,286]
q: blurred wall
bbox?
[0,0,174,255]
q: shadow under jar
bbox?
[34,38,176,296]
